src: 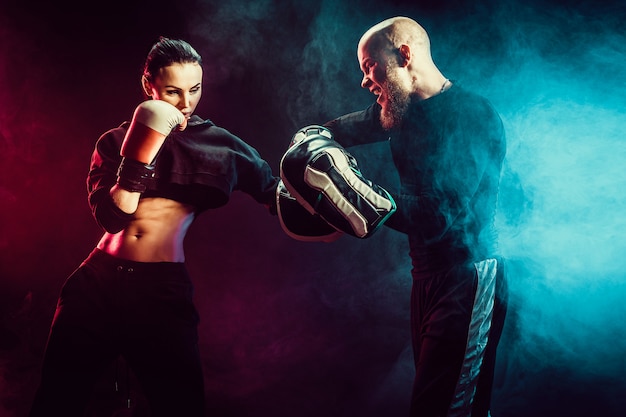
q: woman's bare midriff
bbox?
[97,197,196,263]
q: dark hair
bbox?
[143,37,202,81]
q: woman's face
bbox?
[144,62,203,121]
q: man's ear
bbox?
[141,75,152,97]
[398,44,411,67]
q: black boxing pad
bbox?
[280,125,395,238]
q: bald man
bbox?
[321,17,509,417]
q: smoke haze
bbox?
[1,0,625,416]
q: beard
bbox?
[379,70,410,130]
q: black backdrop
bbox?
[1,0,626,416]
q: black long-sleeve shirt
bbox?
[325,85,506,272]
[88,115,279,233]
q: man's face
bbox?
[358,38,410,130]
[144,62,203,122]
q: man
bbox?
[279,16,507,417]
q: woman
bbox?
[29,37,278,417]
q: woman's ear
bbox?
[141,75,152,97]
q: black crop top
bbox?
[87,114,278,233]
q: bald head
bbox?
[357,16,446,101]
[358,16,432,64]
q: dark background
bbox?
[1,0,625,416]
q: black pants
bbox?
[29,249,205,417]
[410,258,508,417]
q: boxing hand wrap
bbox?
[276,180,343,242]
[280,125,396,239]
[116,158,156,193]
[117,100,185,193]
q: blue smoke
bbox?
[185,0,626,415]
[427,1,626,414]
[1,0,622,415]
